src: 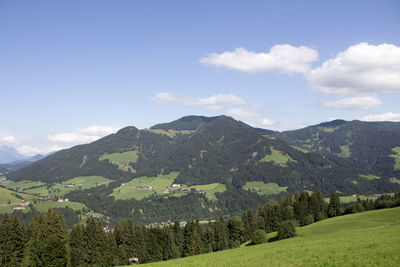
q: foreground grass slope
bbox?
[143,207,400,266]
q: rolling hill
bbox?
[4,116,400,223]
[140,207,400,266]
[275,119,400,178]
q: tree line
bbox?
[1,191,400,266]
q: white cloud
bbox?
[200,44,319,74]
[0,135,16,144]
[16,145,41,155]
[182,94,246,106]
[227,107,260,118]
[323,96,382,110]
[78,125,119,136]
[47,125,118,143]
[309,43,400,96]
[151,92,179,103]
[151,92,246,107]
[261,118,278,126]
[362,112,400,122]
[47,133,101,143]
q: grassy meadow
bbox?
[141,207,400,267]
[243,181,287,196]
[323,195,377,204]
[391,146,400,170]
[259,147,296,166]
[359,174,380,180]
[99,151,139,172]
[19,176,112,197]
[111,172,179,200]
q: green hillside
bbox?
[5,116,400,224]
[276,120,400,179]
[142,207,400,266]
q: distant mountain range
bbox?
[4,116,400,223]
[0,146,46,173]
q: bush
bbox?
[277,220,296,240]
[251,230,268,245]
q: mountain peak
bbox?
[0,146,26,164]
[150,115,227,131]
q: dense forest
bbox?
[1,191,400,266]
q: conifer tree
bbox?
[213,214,228,251]
[328,192,343,217]
[227,216,245,248]
[25,209,69,267]
[69,223,87,267]
[0,213,26,266]
[183,219,203,257]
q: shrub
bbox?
[251,230,268,245]
[277,220,296,240]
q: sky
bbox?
[1,0,400,156]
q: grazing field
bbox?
[99,151,139,163]
[147,129,196,138]
[33,200,88,212]
[323,195,376,204]
[99,151,139,172]
[359,174,380,180]
[259,147,296,166]
[390,178,400,184]
[391,146,400,170]
[187,183,226,200]
[0,187,39,205]
[243,181,287,196]
[8,180,45,190]
[111,172,179,200]
[21,176,112,197]
[141,207,400,267]
[290,145,309,153]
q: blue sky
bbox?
[1,0,399,155]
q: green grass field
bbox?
[323,195,376,204]
[390,178,400,185]
[359,174,380,180]
[111,172,179,200]
[336,144,352,158]
[99,151,139,172]
[390,146,400,171]
[99,151,139,163]
[22,176,112,197]
[141,207,400,266]
[290,145,309,153]
[187,183,226,200]
[259,147,296,166]
[243,181,287,196]
[33,200,88,212]
[147,129,196,138]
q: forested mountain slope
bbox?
[5,116,400,223]
[275,120,400,178]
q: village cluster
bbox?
[134,183,206,195]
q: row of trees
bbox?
[1,191,400,266]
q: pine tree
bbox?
[69,223,87,267]
[25,209,69,267]
[227,216,245,248]
[0,213,26,266]
[328,192,343,217]
[213,215,228,251]
[182,219,203,257]
[84,217,109,266]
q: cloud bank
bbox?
[200,44,318,74]
[323,96,382,110]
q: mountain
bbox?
[0,146,26,164]
[5,116,400,223]
[275,120,400,178]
